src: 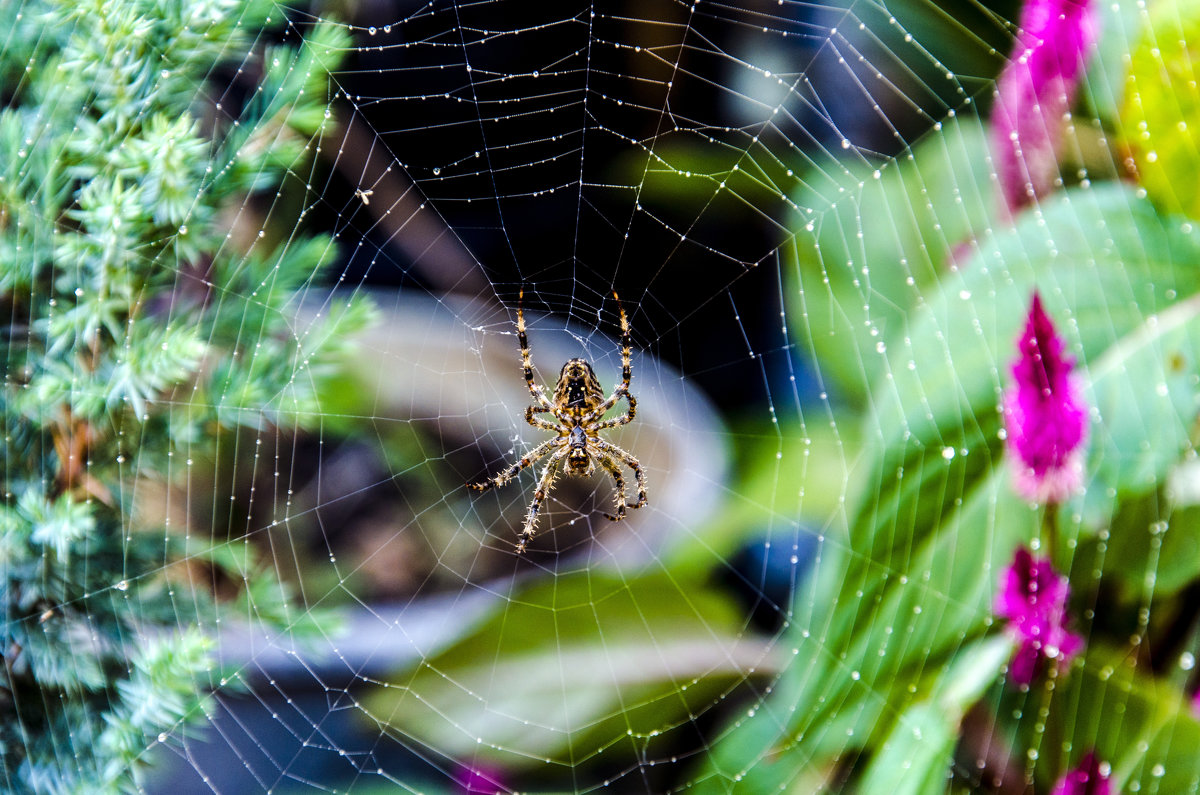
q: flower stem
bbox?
[1041,503,1059,564]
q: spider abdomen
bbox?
[555,358,604,411]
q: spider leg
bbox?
[517,447,569,553]
[581,292,634,423]
[598,456,628,522]
[613,290,631,394]
[467,436,560,492]
[593,393,636,430]
[593,438,647,510]
[582,389,625,424]
[517,289,556,412]
[525,405,561,432]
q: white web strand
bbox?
[167,0,975,789]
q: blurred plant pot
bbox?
[340,289,727,566]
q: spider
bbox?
[468,290,647,553]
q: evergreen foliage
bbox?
[0,0,365,789]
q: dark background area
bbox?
[309,0,1016,411]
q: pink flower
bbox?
[990,0,1099,218]
[1003,292,1089,504]
[1051,751,1112,795]
[995,546,1083,684]
[456,763,507,794]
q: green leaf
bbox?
[786,114,995,407]
[106,322,206,417]
[793,470,1033,753]
[365,568,776,768]
[1087,492,1200,604]
[858,636,1011,795]
[1120,0,1200,220]
[1085,292,1200,503]
[701,182,1200,790]
[692,471,1031,792]
[1082,0,1142,125]
[861,703,956,795]
[1069,288,1200,600]
[865,183,1200,571]
[1003,644,1200,792]
[669,415,858,569]
[21,490,95,560]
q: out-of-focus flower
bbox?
[995,546,1083,684]
[990,0,1099,218]
[456,762,507,794]
[1192,686,1200,719]
[1003,292,1089,504]
[1051,751,1112,795]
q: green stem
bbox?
[1041,503,1059,564]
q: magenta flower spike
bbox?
[990,0,1099,218]
[995,546,1083,684]
[456,763,507,794]
[1051,751,1112,795]
[1003,292,1089,504]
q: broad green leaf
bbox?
[1051,293,1200,604]
[625,136,807,223]
[786,471,1032,755]
[1000,644,1200,792]
[701,183,1200,791]
[810,188,1200,749]
[863,183,1200,573]
[1082,0,1142,125]
[695,471,1030,792]
[1085,494,1200,604]
[669,416,857,570]
[787,114,994,407]
[875,183,1200,456]
[1085,292,1200,503]
[861,703,957,795]
[365,568,777,768]
[859,637,1013,795]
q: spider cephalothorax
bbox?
[468,292,647,553]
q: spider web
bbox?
[14,0,1200,791]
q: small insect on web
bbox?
[468,291,648,553]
